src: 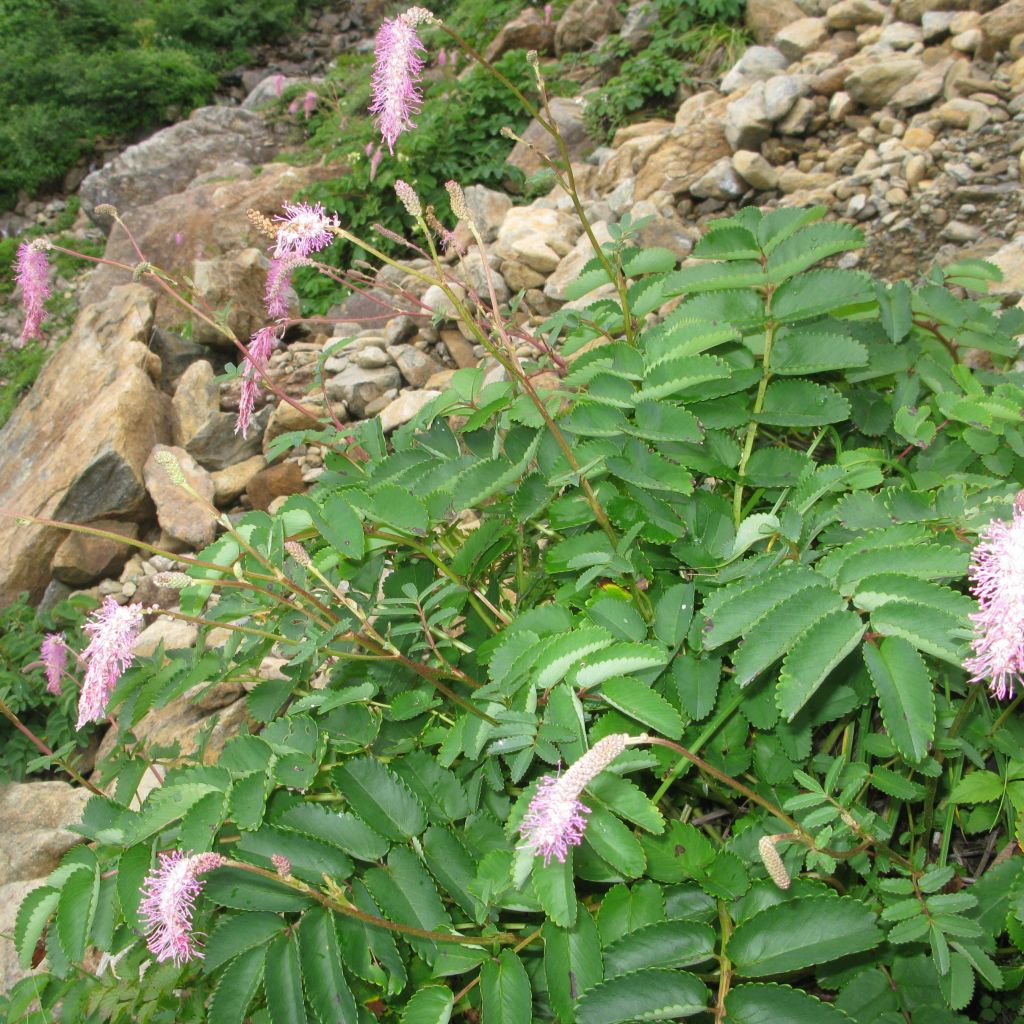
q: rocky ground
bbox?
[2,0,1024,994]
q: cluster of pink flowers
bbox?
[964,492,1024,700]
[15,240,52,345]
[76,598,144,729]
[370,7,436,153]
[264,256,301,319]
[139,851,226,965]
[303,89,318,118]
[236,326,281,439]
[40,633,68,696]
[272,201,336,260]
[519,733,635,864]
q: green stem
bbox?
[733,286,776,528]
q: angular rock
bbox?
[212,455,268,506]
[485,7,554,60]
[620,1,659,52]
[746,0,806,44]
[0,285,171,607]
[545,222,614,302]
[51,520,139,587]
[379,390,442,432]
[725,83,773,150]
[826,0,887,30]
[507,97,594,180]
[394,347,443,388]
[144,445,218,550]
[246,461,306,512]
[987,234,1024,299]
[733,150,780,190]
[554,0,623,55]
[326,364,402,418]
[846,58,924,107]
[440,330,479,368]
[263,399,334,450]
[80,106,283,226]
[775,18,829,60]
[980,0,1024,53]
[690,156,747,199]
[764,74,810,121]
[191,248,269,351]
[937,97,992,130]
[148,327,210,390]
[462,185,512,243]
[0,782,91,883]
[890,55,955,108]
[135,617,200,658]
[721,46,790,93]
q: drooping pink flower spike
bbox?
[41,632,68,696]
[964,491,1024,700]
[369,145,384,182]
[272,201,336,260]
[76,598,144,730]
[15,239,52,346]
[273,73,285,97]
[235,326,281,439]
[139,850,226,965]
[370,7,438,153]
[264,255,303,319]
[520,733,643,864]
[303,89,317,118]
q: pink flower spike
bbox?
[15,240,52,346]
[235,326,280,439]
[365,141,375,157]
[140,850,226,965]
[273,73,285,97]
[76,598,144,729]
[520,733,636,864]
[370,7,436,153]
[437,48,447,67]
[303,89,317,118]
[41,632,67,696]
[265,256,300,319]
[272,201,335,260]
[964,492,1024,700]
[544,3,553,25]
[289,98,300,114]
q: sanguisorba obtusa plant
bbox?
[5,7,1024,1023]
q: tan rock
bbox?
[545,222,614,302]
[144,445,218,550]
[0,285,171,606]
[554,0,623,54]
[440,329,479,368]
[890,56,955,108]
[733,150,780,190]
[379,390,442,432]
[826,0,887,30]
[987,235,1024,298]
[51,520,139,587]
[980,0,1024,53]
[485,7,554,60]
[135,617,200,657]
[746,0,806,44]
[937,97,992,129]
[777,168,835,193]
[212,455,267,506]
[506,97,594,181]
[846,58,924,108]
[191,248,270,351]
[0,782,91,883]
[902,127,935,149]
[246,461,306,512]
[263,400,332,451]
[776,18,829,60]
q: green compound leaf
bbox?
[401,986,454,1024]
[205,867,314,913]
[535,627,615,688]
[203,911,285,974]
[601,676,683,739]
[776,609,866,721]
[480,950,532,1024]
[692,224,760,261]
[575,643,668,688]
[55,865,98,963]
[726,983,855,1023]
[265,932,308,1024]
[544,904,604,1024]
[208,944,267,1024]
[770,330,868,376]
[532,853,577,928]
[765,222,864,284]
[332,757,427,841]
[772,269,873,322]
[116,842,153,933]
[299,907,358,1024]
[729,896,882,977]
[14,886,58,970]
[862,637,935,762]
[869,602,967,665]
[575,968,709,1023]
[278,803,390,862]
[584,805,648,878]
[603,920,716,976]
[755,381,851,428]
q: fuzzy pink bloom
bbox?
[964,492,1024,700]
[272,201,335,260]
[520,733,634,864]
[173,231,185,246]
[273,73,285,97]
[394,179,422,217]
[236,326,280,439]
[303,89,317,118]
[265,256,300,319]
[437,47,447,67]
[288,98,300,114]
[76,598,143,729]
[365,141,375,157]
[544,3,553,25]
[140,851,226,965]
[370,7,435,153]
[15,241,51,346]
[369,145,384,182]
[41,632,67,696]
[271,853,291,877]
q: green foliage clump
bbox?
[0,595,92,781]
[10,204,1024,1023]
[581,0,748,141]
[0,0,311,209]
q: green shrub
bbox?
[0,0,312,209]
[0,595,93,781]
